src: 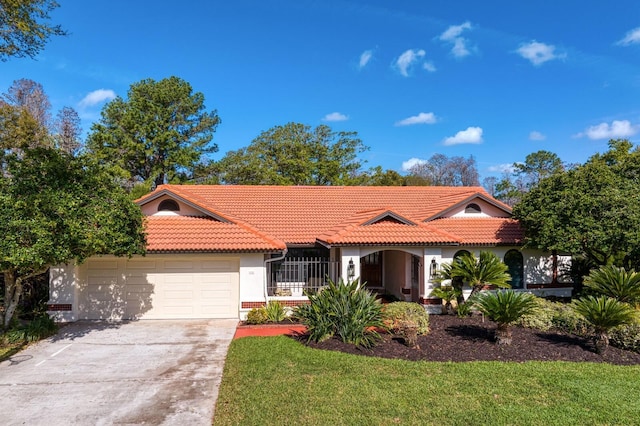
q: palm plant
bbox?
[448,251,511,299]
[474,290,537,345]
[572,295,639,354]
[429,286,461,314]
[583,265,640,306]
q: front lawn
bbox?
[214,336,640,425]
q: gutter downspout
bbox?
[264,249,288,303]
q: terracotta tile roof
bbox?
[429,217,524,245]
[139,185,496,245]
[137,185,521,250]
[144,215,286,252]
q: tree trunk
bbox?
[3,270,22,330]
[495,324,512,345]
[452,277,465,306]
[594,332,609,354]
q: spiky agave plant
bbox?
[583,265,640,306]
[294,278,384,348]
[572,295,639,354]
[474,290,537,345]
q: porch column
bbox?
[340,247,361,282]
[422,248,443,314]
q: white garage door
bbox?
[79,256,239,320]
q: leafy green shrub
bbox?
[381,302,429,335]
[0,314,58,344]
[246,307,268,324]
[518,297,556,331]
[23,314,57,342]
[294,278,384,348]
[583,265,640,306]
[610,323,640,353]
[264,301,288,323]
[572,296,639,354]
[517,298,592,335]
[474,290,537,345]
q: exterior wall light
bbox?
[430,257,438,280]
[347,258,355,280]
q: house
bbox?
[47,185,573,321]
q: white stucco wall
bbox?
[48,263,78,322]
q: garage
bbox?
[77,255,240,320]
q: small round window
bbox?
[465,203,481,214]
[158,199,180,212]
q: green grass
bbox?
[0,341,27,361]
[214,336,640,425]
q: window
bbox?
[504,250,524,289]
[158,199,180,212]
[465,203,481,214]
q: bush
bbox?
[517,298,592,336]
[264,301,288,323]
[0,314,58,344]
[381,302,429,336]
[246,307,268,324]
[294,278,384,348]
[610,323,640,353]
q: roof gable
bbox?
[423,193,513,222]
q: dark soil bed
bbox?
[303,314,640,365]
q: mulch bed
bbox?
[302,314,640,365]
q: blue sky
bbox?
[3,0,640,179]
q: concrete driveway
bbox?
[0,319,237,426]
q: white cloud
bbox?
[395,112,438,126]
[488,163,516,173]
[423,61,437,72]
[395,49,426,77]
[323,112,348,122]
[529,131,546,141]
[516,41,565,66]
[359,50,373,69]
[401,157,427,171]
[439,22,473,58]
[443,126,483,146]
[78,89,116,108]
[577,120,639,140]
[617,27,640,46]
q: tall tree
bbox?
[513,140,640,269]
[0,0,66,60]
[2,78,51,132]
[495,150,564,206]
[52,106,82,154]
[356,166,405,186]
[87,76,220,189]
[217,122,368,185]
[1,146,146,328]
[406,154,479,186]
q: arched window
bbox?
[465,203,481,214]
[504,250,524,289]
[158,199,180,212]
[453,250,471,260]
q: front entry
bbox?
[360,252,382,288]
